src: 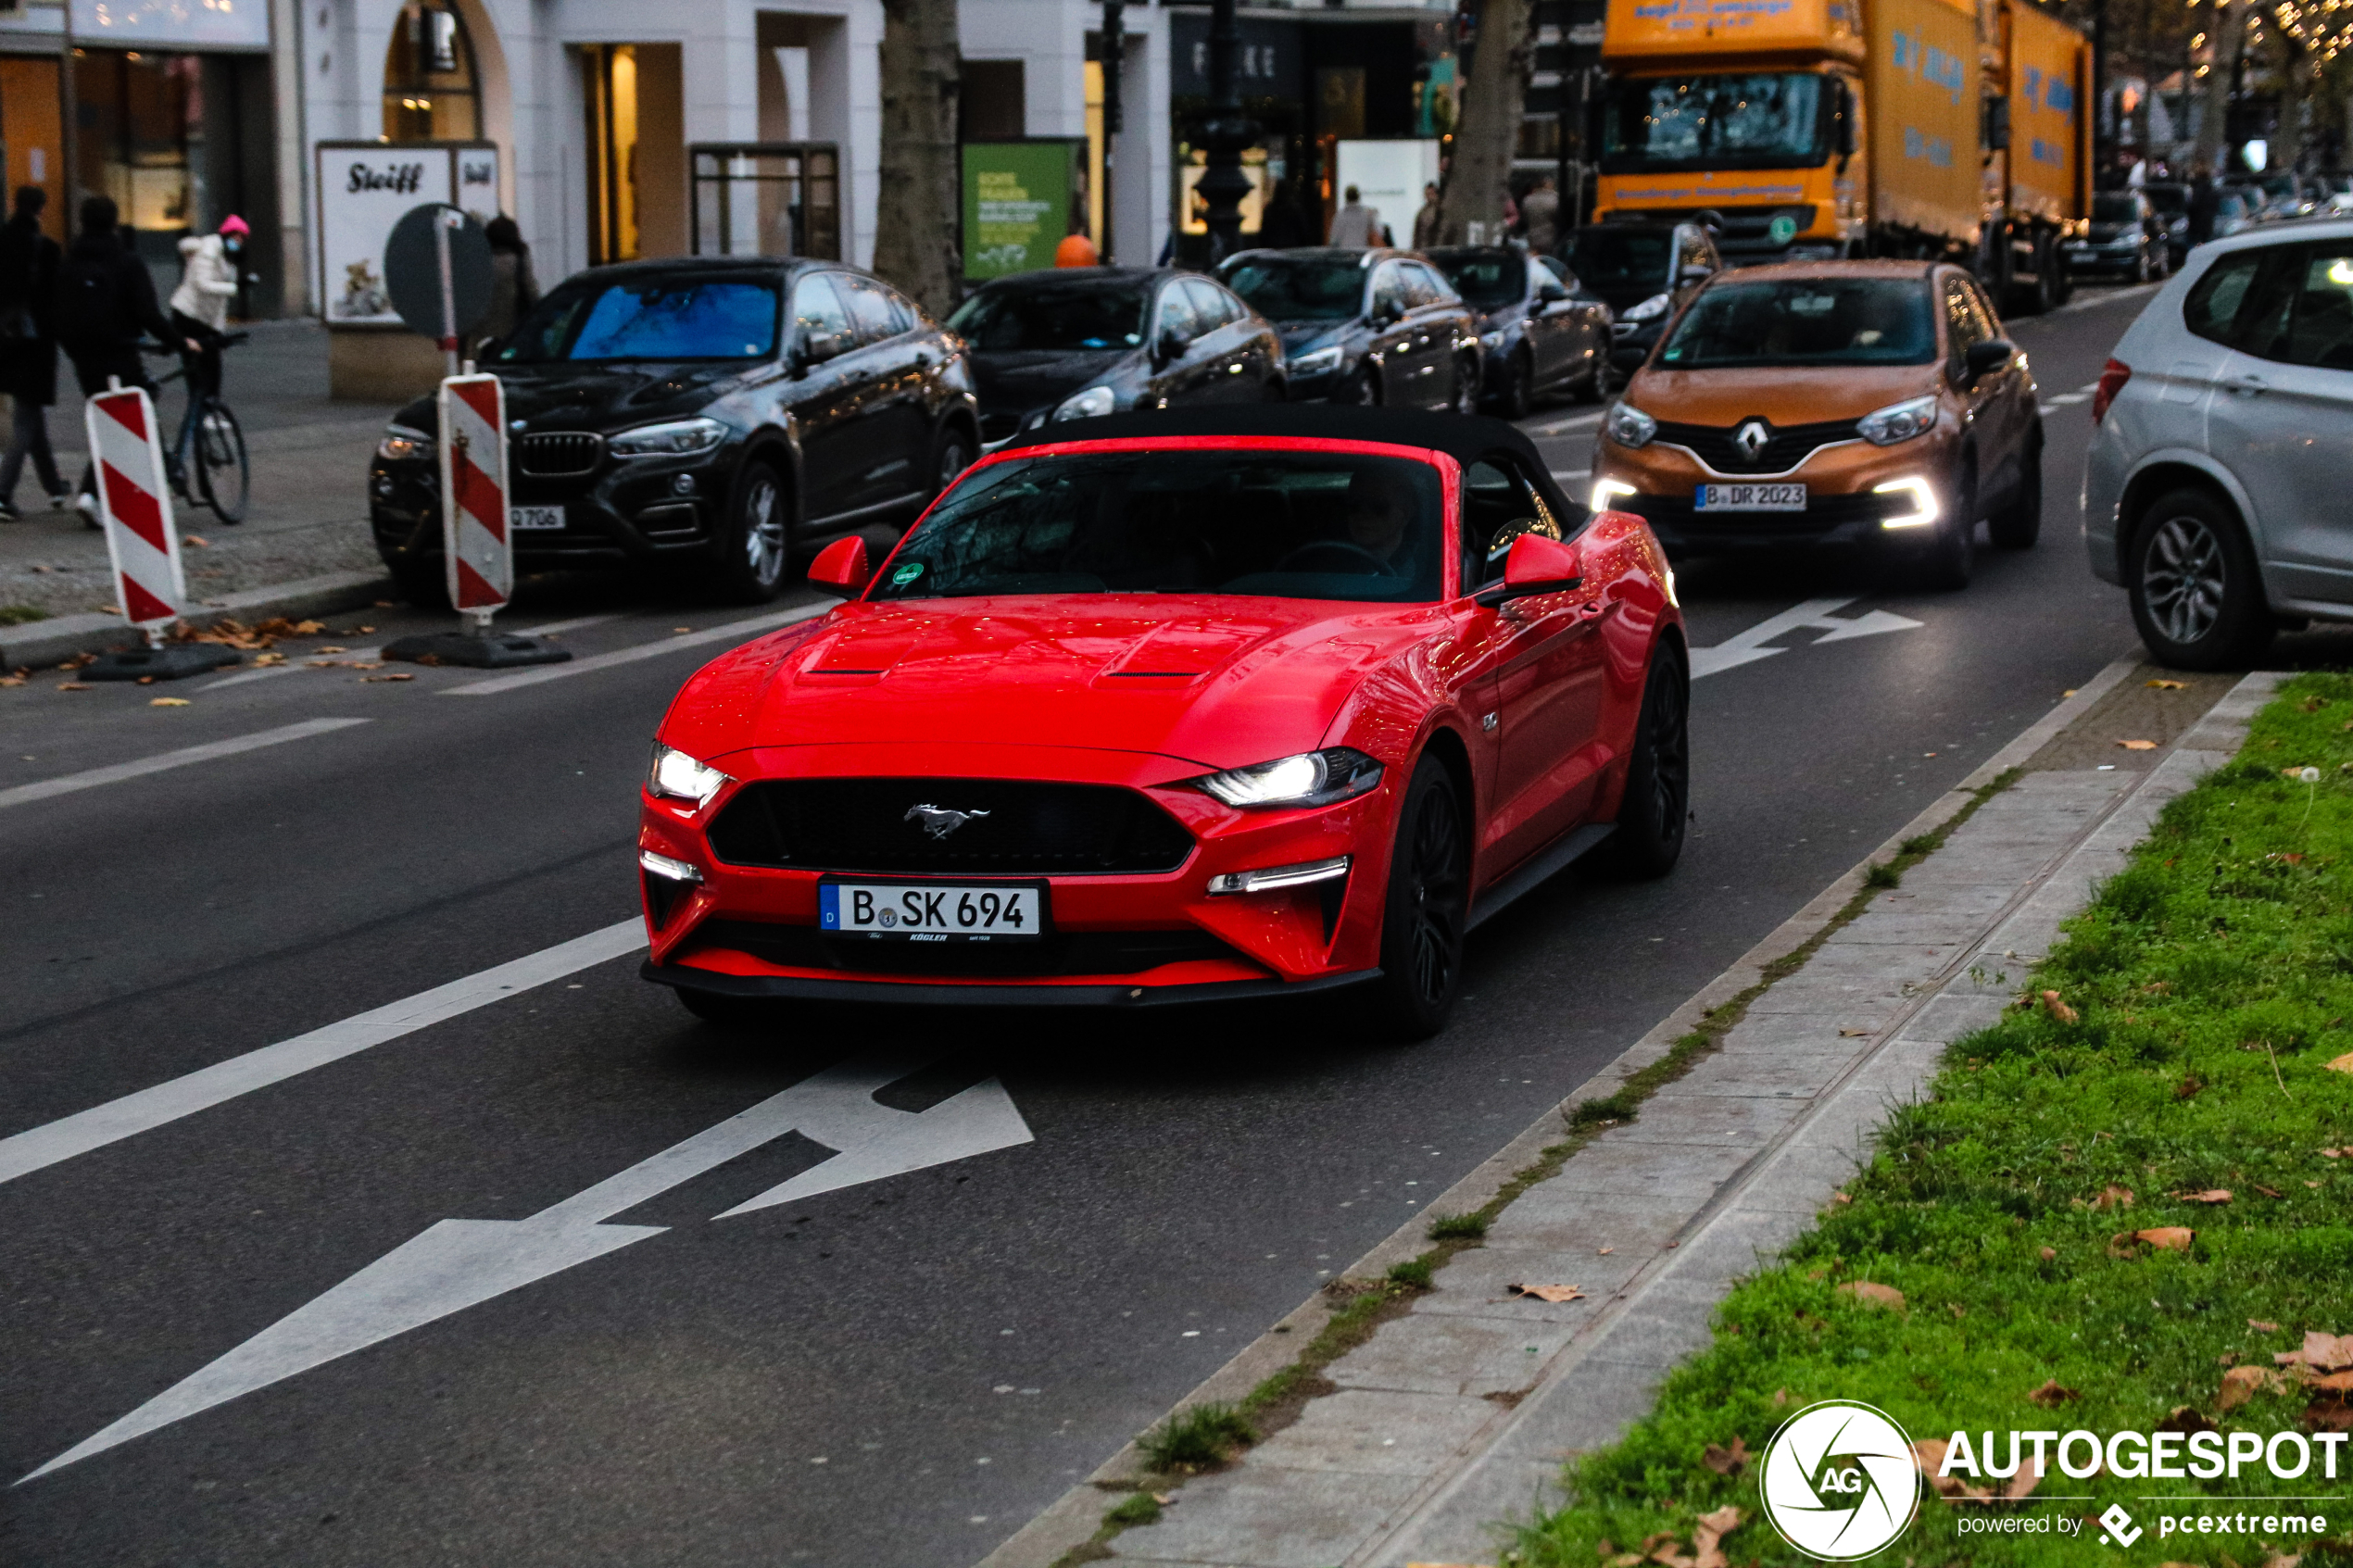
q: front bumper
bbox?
[1595,430,1953,556]
[2062,243,2145,276]
[644,958,1378,1008]
[371,444,735,571]
[636,743,1399,1004]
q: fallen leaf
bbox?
[1772,1387,1789,1407]
[2118,738,2158,750]
[1691,1504,1743,1568]
[2039,1246,2057,1261]
[2325,1054,2353,1076]
[253,651,285,666]
[2093,1185,2134,1210]
[1701,1436,1750,1475]
[2146,679,2186,689]
[2027,1379,2080,1408]
[1949,1301,1966,1319]
[1151,1492,1175,1506]
[316,646,347,655]
[2255,1185,2284,1198]
[1838,1027,1870,1037]
[672,626,693,634]
[55,682,89,691]
[1508,1283,1586,1303]
[2253,1320,2283,1332]
[2137,1226,2195,1251]
[1597,1247,1613,1255]
[2322,1148,2347,1159]
[183,534,208,546]
[2041,990,2080,1024]
[2219,1364,2285,1411]
[2005,1462,2042,1500]
[360,672,416,684]
[2307,1400,2353,1432]
[2276,1332,2353,1372]
[2158,1405,2218,1435]
[2173,1188,2233,1204]
[1831,1191,1852,1205]
[1837,1281,1905,1311]
[146,696,189,707]
[2310,1370,2353,1393]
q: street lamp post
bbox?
[1198,0,1254,264]
[1102,0,1125,262]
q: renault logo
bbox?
[1733,420,1771,461]
[906,804,991,839]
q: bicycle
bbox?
[142,329,250,525]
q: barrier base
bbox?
[382,631,573,669]
[82,644,244,682]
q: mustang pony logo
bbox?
[906,804,991,839]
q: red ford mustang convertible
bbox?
[637,408,1688,1037]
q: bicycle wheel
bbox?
[193,399,249,524]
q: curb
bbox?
[1,570,395,671]
[972,649,2147,1568]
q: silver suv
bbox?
[2084,218,2353,667]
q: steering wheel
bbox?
[1275,540,1390,575]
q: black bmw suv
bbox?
[369,257,979,605]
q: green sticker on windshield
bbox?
[1769,214,1799,245]
[892,560,926,586]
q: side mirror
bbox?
[1962,337,2016,385]
[1498,532,1583,598]
[808,535,872,598]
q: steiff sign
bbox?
[314,143,502,326]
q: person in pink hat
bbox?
[169,213,245,406]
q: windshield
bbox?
[1658,278,1936,369]
[871,449,1446,604]
[1429,252,1525,311]
[1603,73,1827,171]
[1220,257,1366,322]
[946,282,1149,352]
[497,279,779,363]
[1568,229,1672,292]
[2093,194,2141,222]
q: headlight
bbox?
[1856,395,1939,446]
[1479,330,1504,351]
[1290,345,1344,377]
[648,743,734,808]
[1192,746,1382,809]
[1053,385,1118,420]
[376,425,434,463]
[1622,292,1671,321]
[1874,475,1940,529]
[609,417,727,458]
[1604,403,1657,449]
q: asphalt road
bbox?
[0,283,2283,1568]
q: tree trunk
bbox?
[1434,0,1537,245]
[873,0,963,319]
[2195,0,2248,171]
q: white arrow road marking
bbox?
[21,1055,1031,1481]
[1688,597,1925,680]
[0,718,370,811]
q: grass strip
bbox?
[1513,674,2353,1568]
[1054,772,2023,1565]
[0,604,50,627]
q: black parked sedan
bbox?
[948,267,1283,448]
[1214,248,1481,412]
[369,257,978,606]
[1426,245,1610,418]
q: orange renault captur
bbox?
[1588,261,2041,589]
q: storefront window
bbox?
[383,0,481,142]
[73,49,201,267]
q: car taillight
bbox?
[2091,358,2131,424]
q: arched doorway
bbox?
[381,0,481,142]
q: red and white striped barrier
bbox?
[86,383,186,639]
[438,372,510,623]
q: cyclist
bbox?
[57,195,200,526]
[170,214,243,403]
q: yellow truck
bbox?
[1594,0,2091,312]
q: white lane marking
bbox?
[2046,392,2090,406]
[22,1056,1032,1479]
[0,919,646,1189]
[196,613,635,693]
[443,601,831,696]
[1550,469,1582,482]
[1530,411,1605,435]
[2046,282,2160,316]
[0,718,371,812]
[1688,596,1924,679]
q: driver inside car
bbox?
[1343,467,1416,571]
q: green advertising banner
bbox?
[962,141,1081,282]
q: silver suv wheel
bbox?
[2140,512,2226,645]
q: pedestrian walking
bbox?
[481,214,540,345]
[2187,160,2219,246]
[169,214,244,402]
[1411,182,1441,249]
[1259,181,1315,249]
[1517,175,1562,256]
[1328,185,1379,248]
[0,185,68,521]
[55,194,199,525]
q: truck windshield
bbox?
[1602,73,1828,171]
[1658,278,1936,369]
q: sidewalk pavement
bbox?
[0,320,401,659]
[982,655,2278,1568]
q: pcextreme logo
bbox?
[1760,1400,1921,1561]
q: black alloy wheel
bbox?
[2127,488,2274,670]
[713,458,791,604]
[1600,643,1692,879]
[1342,367,1380,407]
[1987,431,2043,549]
[1369,755,1469,1040]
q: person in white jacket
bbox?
[169,215,245,400]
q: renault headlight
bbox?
[1290,345,1343,377]
[648,744,734,808]
[376,425,434,463]
[1622,292,1671,321]
[610,417,727,457]
[1605,402,1657,449]
[1856,395,1940,446]
[1192,746,1383,809]
[1053,385,1118,420]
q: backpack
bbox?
[55,245,123,354]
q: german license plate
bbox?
[819,880,1046,942]
[1695,483,1806,511]
[511,505,565,530]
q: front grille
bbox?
[1613,206,1817,259]
[706,778,1195,875]
[690,918,1244,978]
[519,432,603,477]
[1652,417,1858,475]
